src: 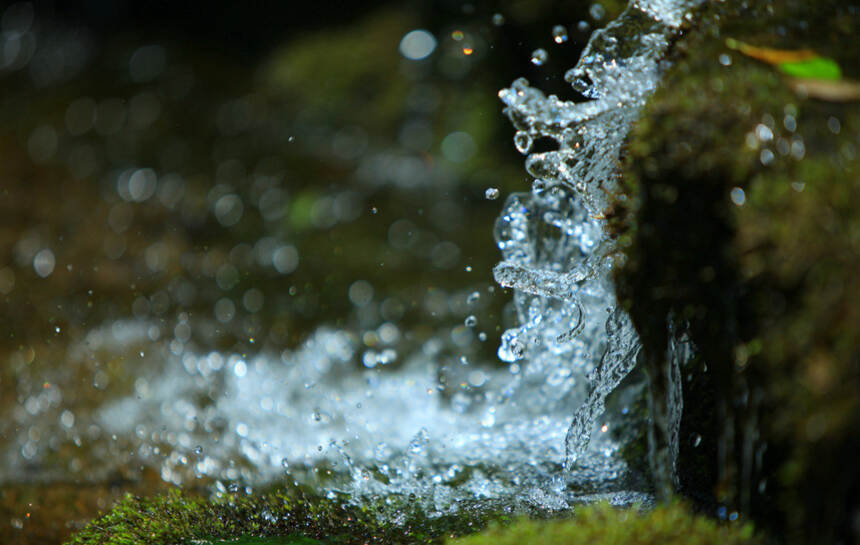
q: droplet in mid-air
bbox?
[514,131,533,154]
[589,3,606,20]
[552,25,568,43]
[530,48,548,66]
[485,187,500,200]
[465,315,478,327]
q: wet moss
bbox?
[614,0,859,542]
[448,502,758,545]
[63,487,516,545]
[64,488,379,545]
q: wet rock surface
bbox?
[615,0,859,542]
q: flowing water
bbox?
[2,0,701,531]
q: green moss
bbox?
[613,0,859,542]
[63,487,519,545]
[448,502,757,545]
[202,538,323,545]
[63,488,384,545]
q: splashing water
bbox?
[496,0,702,476]
[1,0,703,519]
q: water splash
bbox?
[1,0,703,518]
[496,0,702,477]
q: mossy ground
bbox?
[448,502,757,545]
[614,0,859,542]
[66,489,758,545]
[63,487,519,545]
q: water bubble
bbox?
[33,248,56,278]
[399,30,436,60]
[485,187,500,200]
[468,370,487,387]
[194,445,204,455]
[272,245,299,274]
[530,48,548,66]
[514,131,533,154]
[730,187,746,206]
[552,25,568,43]
[755,123,773,143]
[577,20,590,32]
[465,315,478,327]
[492,13,505,26]
[348,280,374,307]
[466,291,480,305]
[589,3,606,20]
[213,194,244,227]
[281,458,290,471]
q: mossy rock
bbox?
[63,487,518,545]
[449,502,757,545]
[613,0,859,542]
[63,488,381,545]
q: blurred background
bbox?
[0,0,621,542]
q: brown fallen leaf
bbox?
[725,38,819,64]
[787,78,860,102]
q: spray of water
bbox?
[496,0,703,484]
[2,0,703,518]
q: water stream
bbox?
[3,0,702,526]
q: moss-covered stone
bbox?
[64,488,380,545]
[63,487,516,545]
[448,502,758,545]
[613,1,859,542]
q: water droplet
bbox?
[530,48,548,66]
[589,3,606,20]
[492,13,505,26]
[408,428,429,455]
[514,131,533,154]
[281,458,290,470]
[552,25,568,44]
[466,291,480,305]
[465,315,478,327]
[400,29,437,61]
[485,187,500,200]
[194,445,203,455]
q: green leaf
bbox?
[778,57,842,80]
